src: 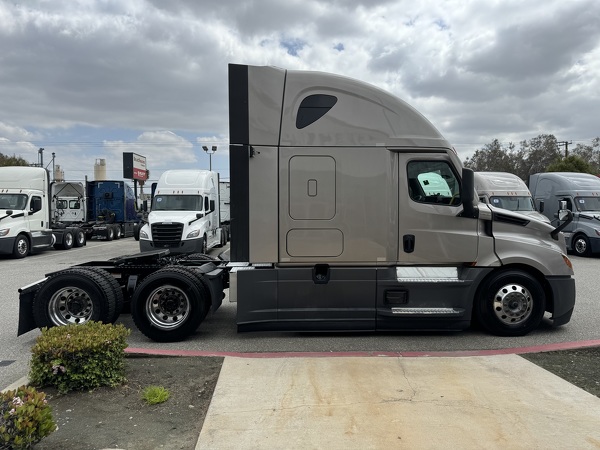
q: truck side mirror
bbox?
[538,200,544,213]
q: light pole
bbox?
[202,145,217,171]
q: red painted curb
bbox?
[125,339,600,358]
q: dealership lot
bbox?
[1,238,599,388]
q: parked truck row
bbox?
[51,179,140,240]
[17,63,576,343]
[0,167,141,258]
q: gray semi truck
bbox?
[17,64,576,342]
[529,172,600,256]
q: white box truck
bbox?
[18,64,575,341]
[474,172,550,223]
[529,172,600,256]
[0,166,86,258]
[138,170,226,254]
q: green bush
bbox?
[0,385,56,449]
[142,386,170,405]
[29,321,131,394]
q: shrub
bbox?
[0,385,56,449]
[141,386,170,405]
[29,321,131,394]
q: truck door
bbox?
[28,195,53,247]
[398,155,479,264]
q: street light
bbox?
[202,145,217,171]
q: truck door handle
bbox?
[403,235,415,253]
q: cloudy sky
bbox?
[1,0,599,185]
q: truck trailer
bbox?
[0,167,87,258]
[17,64,576,342]
[529,172,600,256]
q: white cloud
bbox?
[0,0,598,170]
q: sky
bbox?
[1,0,599,187]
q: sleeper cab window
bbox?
[296,94,338,129]
[407,161,460,206]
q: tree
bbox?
[571,138,600,175]
[546,155,595,173]
[463,139,516,173]
[0,152,29,166]
[514,134,562,180]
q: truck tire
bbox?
[32,267,117,328]
[54,231,74,250]
[73,229,86,247]
[474,269,545,337]
[131,266,209,342]
[572,234,591,257]
[106,226,114,241]
[133,224,141,241]
[79,267,125,322]
[12,235,29,259]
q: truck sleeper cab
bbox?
[474,171,550,224]
[228,64,575,338]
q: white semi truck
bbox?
[138,170,226,254]
[474,172,550,224]
[18,64,575,342]
[0,167,86,258]
[529,172,600,256]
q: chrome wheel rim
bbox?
[493,283,533,325]
[145,284,190,330]
[575,238,587,254]
[48,287,94,325]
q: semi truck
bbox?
[529,172,600,256]
[138,170,226,254]
[219,180,231,242]
[17,64,576,342]
[0,167,87,258]
[474,172,550,224]
[51,180,140,240]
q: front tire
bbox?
[572,234,591,257]
[32,267,117,328]
[12,235,29,259]
[131,266,209,342]
[474,270,546,336]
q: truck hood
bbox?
[519,210,551,224]
[488,205,554,233]
[148,210,202,223]
[576,211,600,222]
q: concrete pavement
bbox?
[196,354,600,449]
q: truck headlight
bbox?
[187,229,200,238]
[139,229,148,239]
[0,228,9,237]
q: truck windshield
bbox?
[575,196,600,212]
[0,193,28,210]
[489,196,535,212]
[152,195,204,211]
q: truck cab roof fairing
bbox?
[229,64,452,150]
